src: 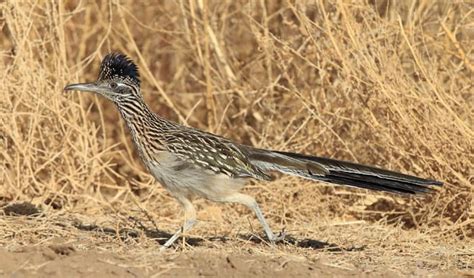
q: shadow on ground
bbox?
[71,218,365,252]
[0,203,364,252]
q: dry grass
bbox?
[0,0,473,275]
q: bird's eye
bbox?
[110,82,118,89]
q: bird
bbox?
[64,52,442,250]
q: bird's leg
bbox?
[223,193,285,243]
[160,196,197,251]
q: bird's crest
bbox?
[98,52,140,85]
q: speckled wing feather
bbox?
[161,128,272,181]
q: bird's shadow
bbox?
[238,234,365,252]
[71,219,365,252]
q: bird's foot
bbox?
[270,228,286,244]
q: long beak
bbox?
[64,82,104,93]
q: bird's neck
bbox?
[116,96,151,120]
[115,97,155,138]
[115,96,170,161]
[115,96,173,137]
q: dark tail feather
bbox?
[249,150,442,195]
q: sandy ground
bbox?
[0,204,471,277]
[0,246,358,277]
[1,243,469,277]
[1,243,470,277]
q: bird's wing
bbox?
[162,129,272,181]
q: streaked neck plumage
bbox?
[112,85,180,161]
[115,88,153,123]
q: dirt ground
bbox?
[1,1,472,277]
[0,245,366,277]
[0,247,463,278]
[0,247,381,277]
[0,204,472,277]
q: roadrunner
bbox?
[65,52,442,249]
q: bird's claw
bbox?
[270,228,286,244]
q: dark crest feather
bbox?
[98,52,140,85]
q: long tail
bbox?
[249,149,442,194]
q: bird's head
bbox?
[64,52,141,102]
